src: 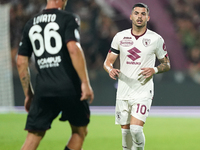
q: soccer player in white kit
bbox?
[104,3,170,150]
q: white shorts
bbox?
[115,98,152,125]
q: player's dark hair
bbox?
[132,3,149,13]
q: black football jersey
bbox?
[18,9,82,97]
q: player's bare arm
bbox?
[157,56,170,73]
[17,55,34,112]
[67,41,94,103]
[104,52,120,80]
[140,56,170,78]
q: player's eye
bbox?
[142,12,146,16]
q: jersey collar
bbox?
[43,8,59,12]
[131,28,147,40]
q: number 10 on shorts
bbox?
[136,104,147,115]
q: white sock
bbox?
[121,128,132,150]
[130,125,145,150]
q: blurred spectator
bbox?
[0,0,11,4]
[24,0,46,17]
[10,2,28,68]
[188,46,200,83]
[97,12,118,60]
[175,15,198,53]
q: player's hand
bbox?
[109,68,120,80]
[80,82,94,104]
[140,67,155,78]
[24,96,33,112]
[138,68,154,85]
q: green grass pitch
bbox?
[0,113,200,150]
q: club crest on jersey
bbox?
[116,112,121,120]
[142,38,151,47]
[120,38,133,47]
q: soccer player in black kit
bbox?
[17,0,94,150]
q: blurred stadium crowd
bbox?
[1,0,200,83]
[167,0,200,83]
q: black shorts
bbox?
[25,95,90,131]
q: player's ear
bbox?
[130,15,132,21]
[147,16,150,22]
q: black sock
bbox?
[64,146,71,150]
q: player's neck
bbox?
[131,26,147,36]
[46,1,62,10]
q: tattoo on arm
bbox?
[157,56,170,74]
[17,56,34,97]
[20,68,32,96]
[21,73,30,91]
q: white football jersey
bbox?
[111,28,168,100]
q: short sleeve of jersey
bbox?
[18,22,33,57]
[155,36,168,59]
[65,14,80,43]
[110,33,120,54]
